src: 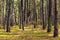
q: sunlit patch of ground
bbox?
[0,25,60,40]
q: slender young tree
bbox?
[53,0,58,37]
[26,0,29,25]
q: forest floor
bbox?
[0,25,60,40]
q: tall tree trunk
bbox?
[47,0,52,32]
[41,0,46,29]
[33,0,37,28]
[25,0,28,25]
[1,0,5,29]
[21,0,24,30]
[10,0,14,26]
[6,0,11,32]
[18,0,22,29]
[53,0,58,37]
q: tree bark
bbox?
[6,0,11,32]
[47,0,52,32]
[53,0,58,37]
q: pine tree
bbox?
[53,0,58,37]
[47,0,52,32]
